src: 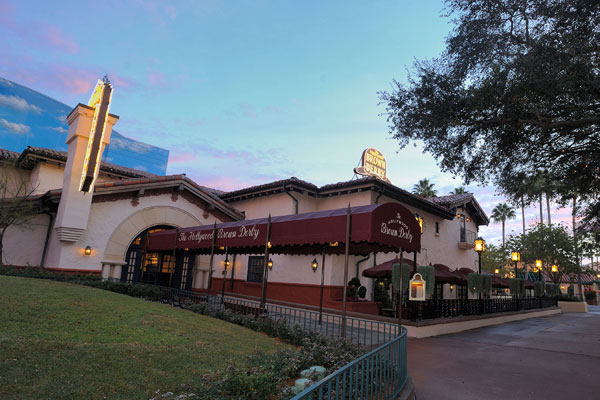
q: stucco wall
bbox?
[43,193,226,272]
[29,163,64,195]
[2,213,50,266]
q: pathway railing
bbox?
[158,287,400,347]
[292,328,407,400]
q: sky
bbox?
[0,0,579,247]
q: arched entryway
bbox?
[120,225,195,290]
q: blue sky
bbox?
[0,0,578,246]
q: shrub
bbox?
[357,285,367,299]
[373,279,392,308]
[545,283,559,297]
[534,281,545,297]
[416,265,435,297]
[557,293,580,302]
[481,275,492,296]
[467,273,482,295]
[509,278,525,297]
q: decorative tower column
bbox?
[45,78,118,270]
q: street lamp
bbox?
[551,264,558,272]
[535,259,543,281]
[475,237,485,300]
[511,251,521,278]
[311,258,318,272]
[475,237,485,273]
[494,268,500,274]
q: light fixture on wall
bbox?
[84,246,92,256]
[267,258,273,270]
[311,258,318,272]
[224,258,230,268]
[449,284,454,292]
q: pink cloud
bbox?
[169,152,196,164]
[43,25,79,54]
[266,104,283,113]
[147,70,168,88]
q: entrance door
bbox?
[121,225,176,286]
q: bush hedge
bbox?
[509,278,525,297]
[416,265,435,296]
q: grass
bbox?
[0,276,284,399]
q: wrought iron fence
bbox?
[406,297,558,320]
[158,287,400,347]
[292,328,407,400]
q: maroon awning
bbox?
[361,257,416,278]
[362,261,463,283]
[147,202,422,255]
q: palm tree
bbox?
[491,203,516,246]
[451,187,467,194]
[412,179,437,198]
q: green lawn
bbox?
[0,276,283,399]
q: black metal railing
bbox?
[158,287,400,348]
[406,297,558,320]
[459,228,477,244]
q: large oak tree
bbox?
[380,0,600,226]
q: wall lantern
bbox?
[449,284,454,292]
[414,213,424,234]
[494,268,500,274]
[466,217,471,223]
[409,273,426,301]
[474,237,485,253]
[267,258,273,270]
[551,265,558,272]
[511,251,521,262]
[378,281,385,288]
[84,246,92,256]
[224,259,230,268]
[329,241,339,247]
[311,258,318,272]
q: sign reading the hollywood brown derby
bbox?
[354,148,391,183]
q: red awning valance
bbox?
[147,202,421,255]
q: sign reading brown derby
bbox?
[353,148,391,183]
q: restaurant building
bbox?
[0,79,489,313]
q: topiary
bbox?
[509,278,525,297]
[468,273,483,295]
[481,274,492,296]
[347,277,362,298]
[357,286,367,299]
[534,281,545,297]
[416,265,435,297]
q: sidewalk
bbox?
[408,312,600,399]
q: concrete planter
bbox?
[558,301,588,313]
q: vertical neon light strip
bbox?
[79,81,113,192]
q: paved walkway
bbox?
[408,310,600,399]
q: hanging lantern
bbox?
[311,258,318,272]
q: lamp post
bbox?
[535,259,543,281]
[474,237,485,300]
[511,251,521,278]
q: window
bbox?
[125,251,137,282]
[247,256,265,283]
[435,222,439,234]
[180,255,191,289]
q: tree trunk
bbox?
[546,192,551,225]
[521,195,526,234]
[539,193,543,225]
[502,220,506,247]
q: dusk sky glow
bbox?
[0,0,578,246]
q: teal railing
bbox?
[292,328,407,400]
